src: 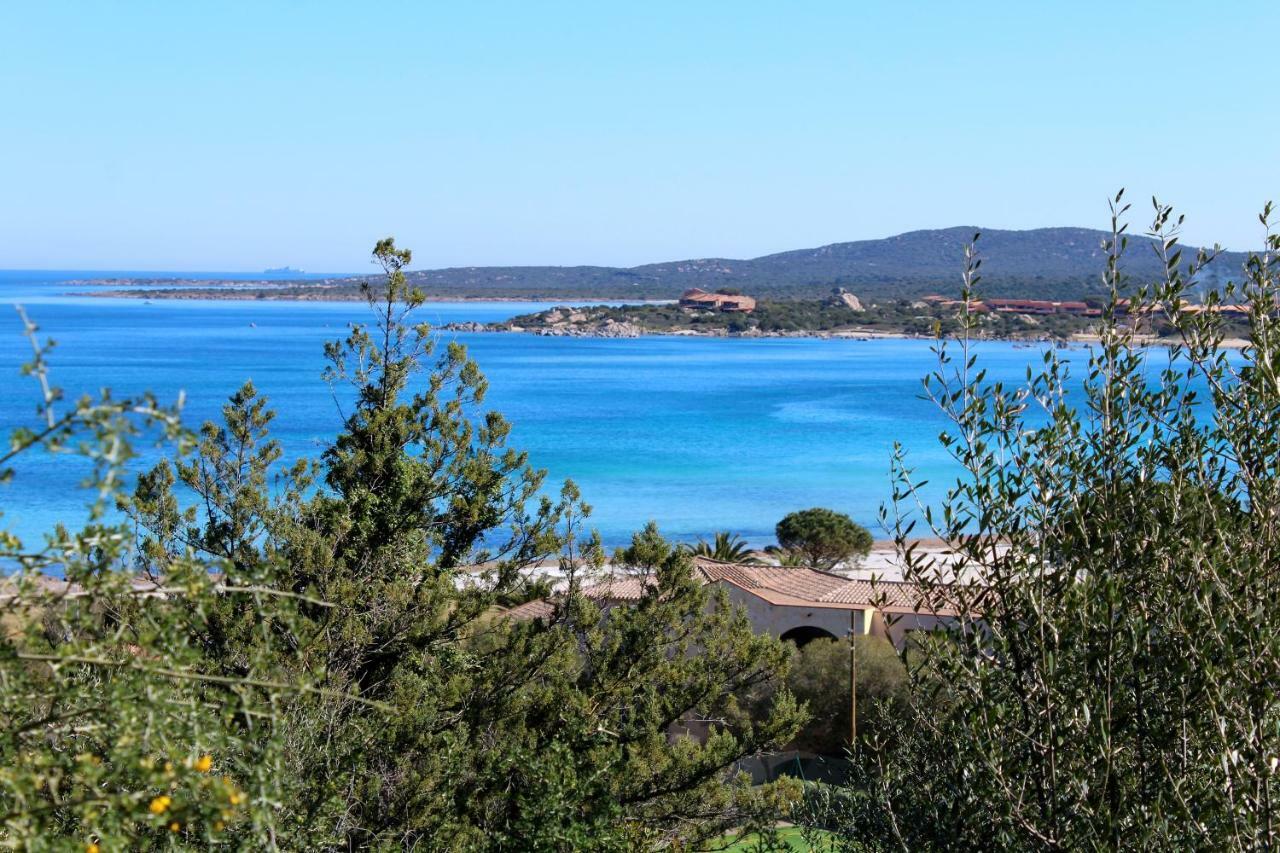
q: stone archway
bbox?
[779,625,838,648]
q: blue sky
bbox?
[1,1,1276,271]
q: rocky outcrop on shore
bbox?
[443,308,642,338]
[440,302,1087,344]
[444,321,506,333]
[531,318,641,338]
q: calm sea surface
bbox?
[0,270,1183,551]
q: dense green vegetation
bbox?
[1,240,805,849]
[8,199,1280,850]
[500,297,1105,340]
[798,196,1280,849]
[505,293,1262,342]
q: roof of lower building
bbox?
[503,555,951,620]
[693,558,848,603]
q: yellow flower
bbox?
[213,821,225,832]
[194,754,213,773]
[149,795,172,815]
[86,844,100,853]
[169,821,181,833]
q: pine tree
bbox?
[125,238,802,848]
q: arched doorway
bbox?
[779,625,838,648]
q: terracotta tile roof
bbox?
[816,578,934,612]
[692,557,850,603]
[583,575,654,601]
[502,573,658,621]
[678,290,757,312]
[504,598,557,620]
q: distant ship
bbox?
[263,266,305,275]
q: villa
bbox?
[984,297,1089,315]
[922,295,1103,318]
[678,288,758,313]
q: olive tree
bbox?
[809,195,1280,850]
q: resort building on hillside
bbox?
[930,297,1253,323]
[921,294,1103,318]
[679,289,757,313]
[1177,303,1251,320]
[1115,299,1253,324]
[984,297,1094,316]
[505,556,956,649]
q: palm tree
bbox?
[764,546,808,567]
[686,531,759,563]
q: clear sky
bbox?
[2,1,1277,272]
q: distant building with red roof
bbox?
[678,289,757,313]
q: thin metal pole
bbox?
[850,611,859,747]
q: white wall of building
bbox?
[717,582,869,642]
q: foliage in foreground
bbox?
[0,309,306,848]
[805,196,1280,849]
[0,241,803,849]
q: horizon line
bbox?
[0,222,1246,277]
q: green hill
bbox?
[397,226,1245,301]
[107,227,1249,302]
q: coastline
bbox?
[78,288,677,304]
[443,321,943,342]
[442,322,1251,349]
[76,288,1252,349]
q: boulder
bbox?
[597,319,641,338]
[830,288,865,312]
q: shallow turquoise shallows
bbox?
[0,270,1191,551]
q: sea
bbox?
[0,269,1178,553]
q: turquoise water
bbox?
[0,270,1154,550]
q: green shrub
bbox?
[812,197,1280,849]
[784,637,906,756]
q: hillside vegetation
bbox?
[101,226,1248,303]
[490,298,1099,340]
[403,227,1245,299]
